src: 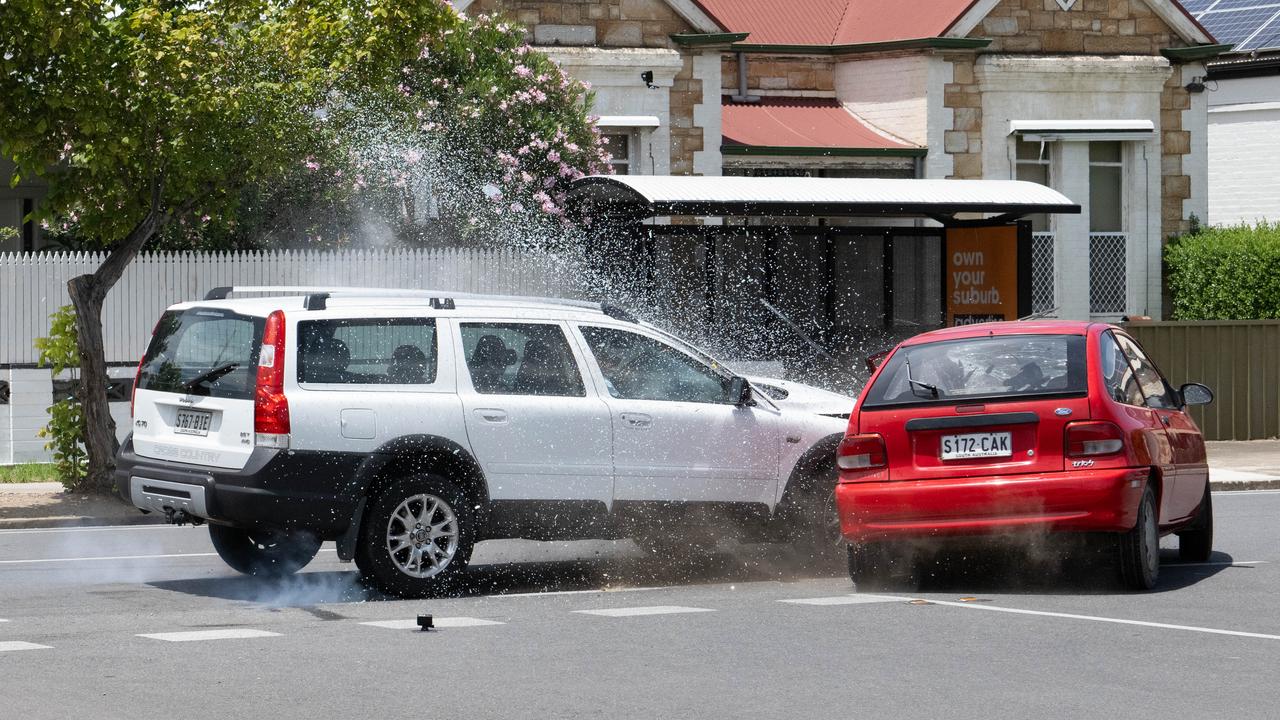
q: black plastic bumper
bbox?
[114,438,366,536]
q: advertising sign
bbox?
[945,225,1030,326]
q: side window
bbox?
[298,318,438,385]
[460,323,585,397]
[1115,334,1177,409]
[1098,331,1145,407]
[579,325,731,404]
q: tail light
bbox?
[130,355,144,418]
[1065,421,1125,457]
[837,433,889,482]
[254,310,290,449]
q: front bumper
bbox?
[835,467,1150,542]
[114,438,365,535]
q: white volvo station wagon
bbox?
[116,287,851,596]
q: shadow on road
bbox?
[867,546,1239,596]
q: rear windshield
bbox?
[136,308,265,400]
[862,334,1087,408]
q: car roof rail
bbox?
[201,286,639,321]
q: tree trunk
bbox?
[66,276,118,493]
[67,206,166,494]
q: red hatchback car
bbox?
[835,321,1214,590]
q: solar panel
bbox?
[1194,2,1280,48]
[1239,13,1280,49]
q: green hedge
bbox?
[1165,221,1280,320]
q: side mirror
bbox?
[728,376,754,407]
[1180,382,1213,407]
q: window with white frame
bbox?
[1014,138,1051,232]
[1088,141,1126,314]
[1088,141,1123,233]
[601,133,633,175]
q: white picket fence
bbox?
[0,247,585,365]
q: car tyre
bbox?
[787,480,846,564]
[848,542,897,590]
[355,474,474,598]
[1118,484,1160,590]
[1176,483,1213,563]
[208,524,322,578]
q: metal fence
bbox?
[1125,320,1280,441]
[0,248,584,366]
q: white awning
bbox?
[567,175,1080,220]
[1010,119,1156,141]
[595,115,661,128]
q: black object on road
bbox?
[417,614,434,631]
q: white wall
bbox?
[833,54,930,146]
[973,54,1172,321]
[1207,74,1280,226]
[543,47,685,176]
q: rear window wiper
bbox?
[184,362,240,392]
[905,357,940,398]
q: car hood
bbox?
[744,376,855,417]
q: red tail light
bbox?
[130,355,144,418]
[837,433,889,482]
[254,310,290,448]
[1065,421,1125,457]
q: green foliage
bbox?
[34,306,89,491]
[1165,221,1280,320]
[0,464,59,484]
[0,225,16,244]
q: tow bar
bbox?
[162,508,205,526]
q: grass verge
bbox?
[0,463,58,483]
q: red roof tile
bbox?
[721,97,917,151]
[695,0,977,45]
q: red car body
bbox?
[835,321,1211,586]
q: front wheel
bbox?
[208,524,322,578]
[355,475,475,597]
[1177,483,1213,562]
[1118,484,1160,590]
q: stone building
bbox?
[462,0,1226,324]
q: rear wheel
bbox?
[355,475,474,597]
[1118,484,1160,590]
[208,524,322,578]
[1177,483,1213,562]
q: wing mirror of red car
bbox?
[1180,382,1214,407]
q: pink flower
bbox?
[510,202,524,212]
[547,150,560,163]
[304,157,319,171]
[405,149,422,164]
[514,65,532,78]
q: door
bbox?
[1115,333,1207,522]
[572,324,779,506]
[455,321,613,506]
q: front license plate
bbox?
[940,432,1012,460]
[174,409,213,437]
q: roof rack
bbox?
[201,286,638,322]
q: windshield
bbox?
[136,308,265,400]
[862,333,1088,407]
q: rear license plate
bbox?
[174,409,213,437]
[940,432,1012,460]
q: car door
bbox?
[455,320,613,506]
[571,323,780,507]
[1115,333,1207,522]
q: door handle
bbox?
[620,412,652,428]
[475,408,508,423]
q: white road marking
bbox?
[0,641,52,652]
[928,600,1280,641]
[0,548,336,565]
[1215,489,1280,496]
[1165,560,1266,568]
[138,629,281,642]
[779,594,908,606]
[361,617,505,630]
[498,585,674,598]
[574,605,715,618]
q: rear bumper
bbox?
[834,467,1150,542]
[114,438,366,536]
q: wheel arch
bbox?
[779,432,844,506]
